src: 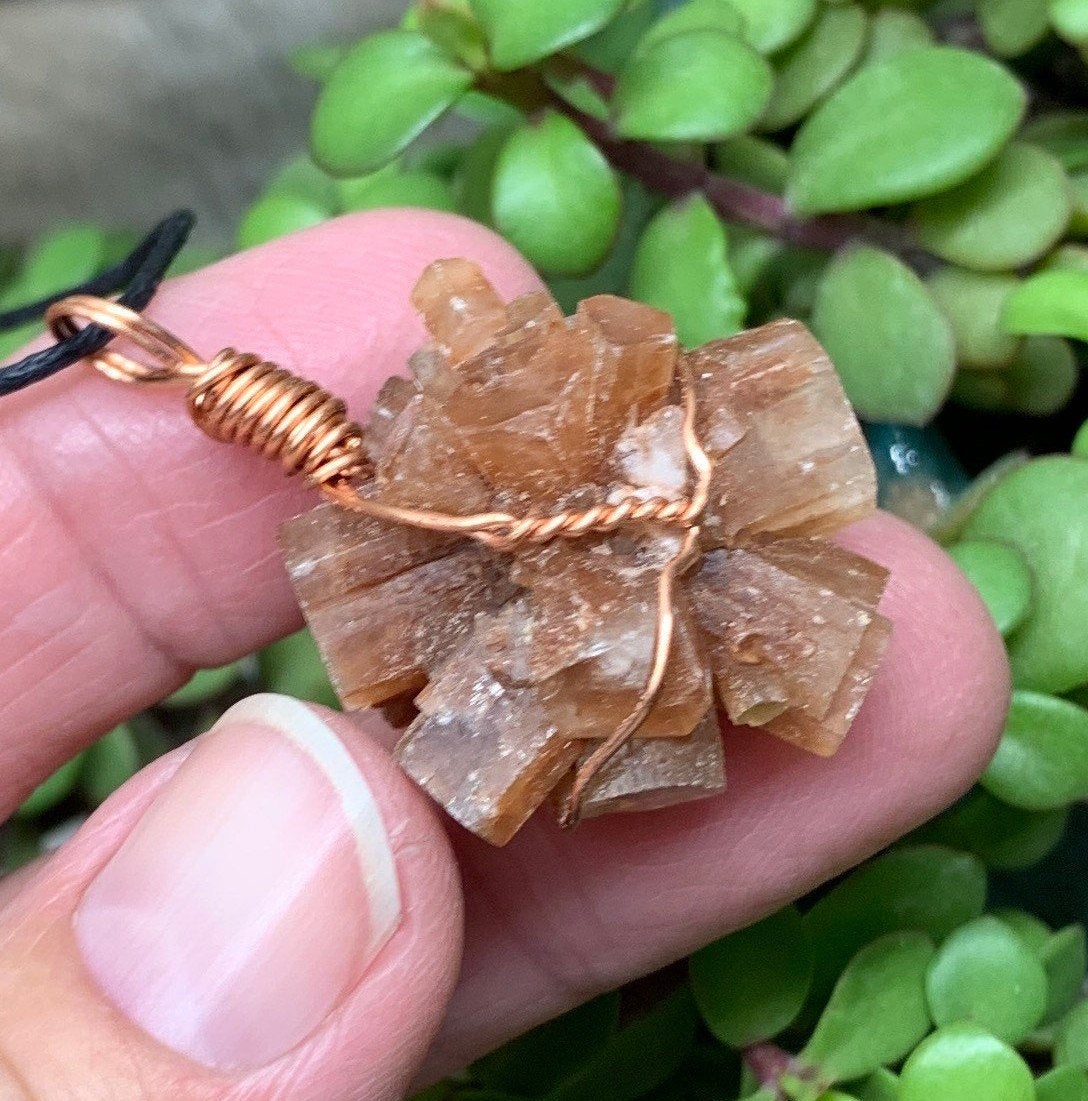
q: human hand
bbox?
[0,211,1009,1099]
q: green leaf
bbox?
[1052,0,1088,45]
[1046,244,1088,273]
[81,725,140,807]
[926,269,1022,370]
[629,195,746,346]
[613,30,772,142]
[1042,926,1088,1024]
[712,135,790,193]
[914,143,1072,271]
[924,916,1047,1044]
[760,5,868,134]
[899,1024,1034,1101]
[469,0,625,69]
[162,664,243,708]
[17,754,84,819]
[543,989,697,1101]
[311,31,473,176]
[290,41,350,82]
[338,167,457,213]
[689,906,813,1047]
[637,0,746,53]
[570,1,658,72]
[1004,269,1088,341]
[952,336,1079,418]
[913,788,1067,872]
[1023,112,1088,171]
[236,194,331,250]
[993,908,1053,955]
[788,47,1026,215]
[259,630,339,709]
[457,123,515,225]
[948,539,1034,636]
[849,1069,899,1101]
[0,223,107,308]
[801,933,934,1083]
[1058,1002,1088,1070]
[472,993,620,1095]
[858,9,933,67]
[492,112,621,275]
[417,3,487,70]
[977,0,1050,56]
[1038,1066,1088,1101]
[264,155,340,208]
[803,846,986,1019]
[811,245,956,425]
[728,0,818,54]
[981,690,1088,810]
[964,457,1088,693]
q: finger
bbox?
[0,210,540,812]
[398,513,1008,1079]
[0,693,462,1101]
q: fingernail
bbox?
[74,693,401,1070]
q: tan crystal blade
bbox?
[410,258,509,368]
[691,540,889,753]
[558,708,726,820]
[397,624,581,846]
[690,320,877,546]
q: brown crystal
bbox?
[279,260,890,845]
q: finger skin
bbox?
[0,211,540,812]
[0,711,462,1101]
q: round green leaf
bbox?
[613,30,772,142]
[1038,1066,1088,1101]
[492,112,621,275]
[1058,1002,1088,1070]
[976,0,1050,56]
[952,336,1079,418]
[17,753,84,820]
[1068,171,1088,237]
[927,269,1022,370]
[925,916,1048,1043]
[1046,245,1088,273]
[689,906,813,1047]
[1043,926,1088,1024]
[1053,0,1088,45]
[800,932,934,1083]
[637,0,746,53]
[259,630,339,709]
[263,155,340,208]
[469,0,624,69]
[949,539,1034,636]
[858,9,933,67]
[629,195,745,346]
[571,1,658,72]
[236,194,330,250]
[81,725,140,807]
[803,846,986,1020]
[915,788,1067,871]
[728,0,818,54]
[1024,112,1088,171]
[290,41,350,82]
[1004,269,1088,341]
[338,167,457,213]
[760,5,868,133]
[994,909,1054,954]
[788,47,1026,216]
[1073,419,1088,458]
[811,245,956,425]
[851,1069,900,1101]
[162,663,243,708]
[915,143,1072,271]
[965,457,1088,692]
[981,690,1088,810]
[900,1024,1034,1101]
[712,135,790,193]
[311,31,473,176]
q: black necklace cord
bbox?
[0,209,195,397]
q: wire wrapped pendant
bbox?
[46,259,890,846]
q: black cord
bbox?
[0,210,195,397]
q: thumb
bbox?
[0,694,462,1100]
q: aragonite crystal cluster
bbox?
[280,259,890,846]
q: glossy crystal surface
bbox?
[280,260,889,844]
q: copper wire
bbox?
[46,294,713,824]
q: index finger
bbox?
[0,211,540,811]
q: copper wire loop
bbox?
[51,293,713,824]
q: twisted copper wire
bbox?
[46,293,713,825]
